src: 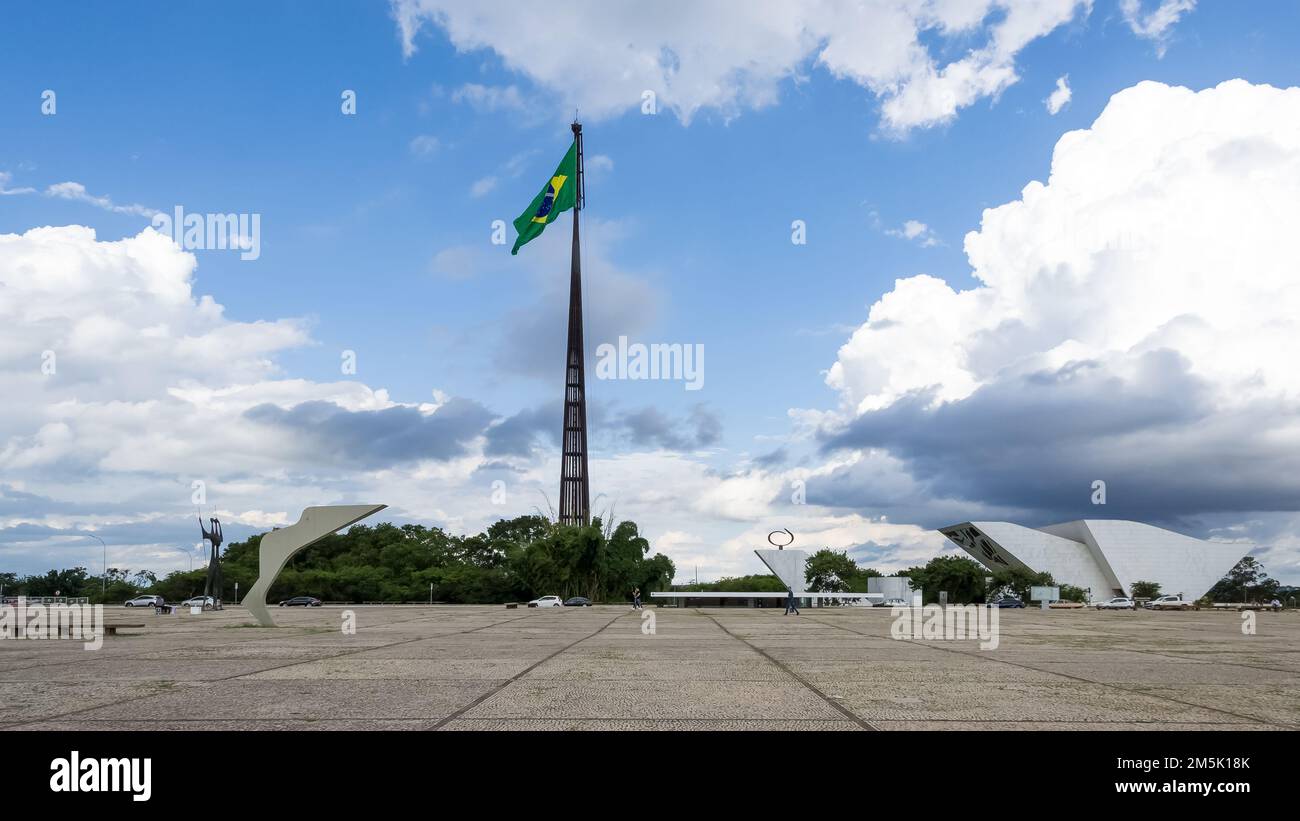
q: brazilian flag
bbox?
[511,141,577,255]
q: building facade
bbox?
[939,519,1245,602]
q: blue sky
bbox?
[2,1,1300,584]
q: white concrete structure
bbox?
[754,548,807,594]
[242,504,386,626]
[940,520,1246,602]
[867,576,917,601]
[650,547,880,605]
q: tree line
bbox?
[669,548,1289,607]
[3,534,1288,608]
[1,515,675,606]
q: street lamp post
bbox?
[87,534,107,593]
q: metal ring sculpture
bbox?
[767,528,794,549]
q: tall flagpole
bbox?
[559,120,590,526]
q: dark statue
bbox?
[199,516,223,604]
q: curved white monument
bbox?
[940,519,1246,601]
[241,504,386,626]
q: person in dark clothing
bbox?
[632,587,642,610]
[784,589,799,615]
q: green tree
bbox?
[1059,584,1089,603]
[805,549,859,593]
[1129,580,1162,599]
[7,514,674,607]
[988,566,1055,603]
[902,555,988,604]
[1207,556,1276,603]
[22,567,92,597]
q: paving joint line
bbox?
[697,610,877,731]
[798,614,1291,730]
[428,612,629,731]
[2,611,537,730]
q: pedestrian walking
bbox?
[784,589,800,615]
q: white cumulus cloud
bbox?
[390,0,1092,134]
[43,181,158,217]
[1121,0,1196,56]
[816,80,1300,544]
[1046,74,1072,114]
[885,219,940,247]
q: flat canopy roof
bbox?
[651,591,882,599]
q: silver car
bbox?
[1095,596,1135,610]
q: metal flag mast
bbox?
[558,120,590,526]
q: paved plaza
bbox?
[1,605,1297,730]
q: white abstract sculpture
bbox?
[241,504,386,626]
[755,548,808,595]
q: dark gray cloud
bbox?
[620,404,721,451]
[484,402,559,457]
[244,398,494,468]
[754,447,788,468]
[818,349,1300,527]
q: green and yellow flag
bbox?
[511,141,577,255]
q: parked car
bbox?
[529,595,563,608]
[278,596,321,607]
[1095,596,1135,610]
[181,595,215,608]
[879,597,910,608]
[125,595,164,608]
[986,597,1026,608]
[563,596,592,607]
[1145,595,1195,610]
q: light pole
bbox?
[87,534,107,593]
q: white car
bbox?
[124,595,163,608]
[1145,595,1195,610]
[181,595,215,608]
[529,595,563,608]
[880,598,910,608]
[1095,596,1135,610]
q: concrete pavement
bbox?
[1,604,1296,730]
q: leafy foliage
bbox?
[899,555,988,604]
[1207,557,1279,603]
[804,549,861,592]
[1,515,675,605]
[1129,580,1162,599]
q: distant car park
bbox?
[278,596,321,607]
[563,596,592,607]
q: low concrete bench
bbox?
[104,624,145,636]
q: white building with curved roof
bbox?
[939,519,1245,602]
